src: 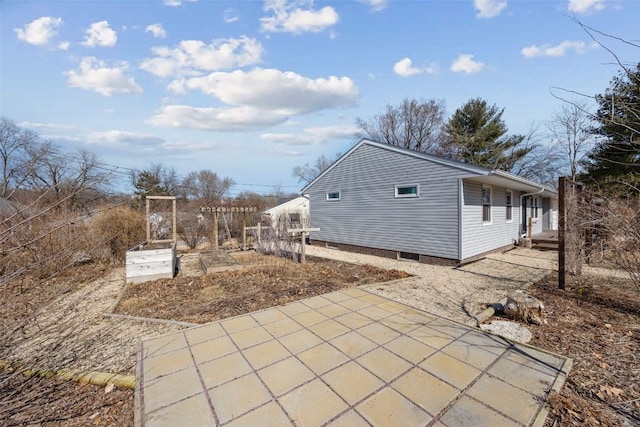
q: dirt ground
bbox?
[510,272,640,426]
[115,252,409,324]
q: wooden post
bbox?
[527,217,533,239]
[558,176,566,290]
[172,198,177,243]
[214,210,219,250]
[145,197,151,242]
[287,227,320,263]
[242,211,247,250]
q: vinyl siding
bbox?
[461,180,522,259]
[542,197,551,232]
[307,144,469,260]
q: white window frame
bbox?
[532,196,539,219]
[326,191,341,201]
[394,184,420,198]
[505,190,513,223]
[482,185,492,225]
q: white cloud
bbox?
[521,40,588,58]
[140,36,263,78]
[393,57,437,77]
[65,57,143,96]
[58,41,70,51]
[359,0,389,12]
[87,130,165,147]
[82,21,117,47]
[473,0,507,18]
[261,124,359,146]
[145,23,167,38]
[164,0,182,5]
[450,54,484,73]
[567,0,606,14]
[261,0,339,34]
[170,68,359,114]
[15,16,62,45]
[20,121,78,131]
[224,9,239,23]
[147,105,291,131]
[151,68,358,131]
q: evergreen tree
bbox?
[444,98,533,171]
[582,63,640,189]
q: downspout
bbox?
[520,188,545,237]
[458,178,463,262]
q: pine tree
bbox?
[444,98,533,171]
[582,63,640,190]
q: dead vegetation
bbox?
[525,272,640,426]
[115,252,409,324]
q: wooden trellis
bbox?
[200,205,258,249]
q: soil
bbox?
[505,272,640,426]
[115,252,409,324]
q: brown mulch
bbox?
[115,254,409,324]
[524,272,640,427]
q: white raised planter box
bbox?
[126,241,177,284]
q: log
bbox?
[503,290,546,325]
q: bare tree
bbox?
[510,124,564,188]
[292,153,340,185]
[0,118,39,199]
[356,98,446,154]
[546,100,594,181]
[181,169,234,204]
[27,145,110,207]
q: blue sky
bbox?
[1,0,638,196]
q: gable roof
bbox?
[263,195,309,215]
[301,139,557,197]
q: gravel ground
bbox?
[305,245,557,323]
[8,268,189,376]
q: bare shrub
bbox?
[178,212,206,250]
[90,206,145,261]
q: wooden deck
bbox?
[531,231,558,251]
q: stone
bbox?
[480,320,532,343]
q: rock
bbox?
[504,289,546,325]
[480,320,532,343]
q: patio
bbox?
[135,287,571,426]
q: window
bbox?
[482,185,492,224]
[505,190,513,222]
[326,191,341,201]
[532,196,539,219]
[288,213,301,225]
[395,184,419,198]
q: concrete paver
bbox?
[136,288,571,426]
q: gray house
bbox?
[301,139,557,265]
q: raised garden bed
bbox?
[125,241,177,284]
[199,250,244,274]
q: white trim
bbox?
[326,191,341,201]
[394,184,419,198]
[482,184,492,225]
[505,189,513,223]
